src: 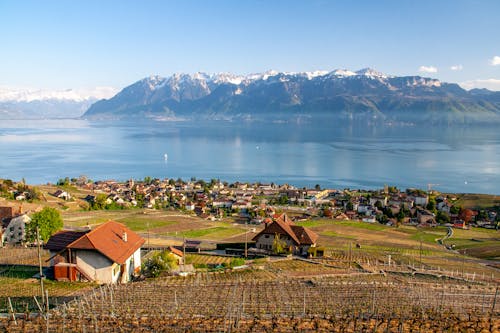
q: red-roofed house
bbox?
[45,221,144,284]
[252,213,318,256]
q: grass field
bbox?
[451,193,500,209]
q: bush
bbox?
[142,251,178,277]
[230,258,246,267]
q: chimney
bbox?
[122,232,128,242]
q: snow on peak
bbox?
[211,72,245,85]
[330,69,357,77]
[191,72,211,81]
[143,75,166,90]
[355,68,387,78]
[0,86,118,102]
[262,70,279,80]
[303,70,329,80]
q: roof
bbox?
[44,230,90,251]
[66,221,145,265]
[290,225,318,245]
[252,213,318,246]
[168,246,184,257]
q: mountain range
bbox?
[0,87,116,119]
[82,68,500,124]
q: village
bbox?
[3,176,497,232]
[0,177,499,331]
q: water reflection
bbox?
[0,119,499,194]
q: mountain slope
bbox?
[0,87,117,119]
[83,69,500,124]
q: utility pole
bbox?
[349,242,352,269]
[183,235,186,265]
[419,236,423,269]
[147,220,150,249]
[244,221,248,258]
[36,227,45,310]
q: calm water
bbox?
[0,119,499,194]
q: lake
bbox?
[0,119,499,194]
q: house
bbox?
[369,196,387,207]
[362,215,377,223]
[413,195,429,207]
[417,209,436,225]
[1,214,31,246]
[0,206,15,221]
[168,246,184,264]
[252,213,318,256]
[53,189,71,201]
[44,221,144,284]
[185,202,195,211]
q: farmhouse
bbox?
[1,205,30,246]
[252,213,318,256]
[1,214,31,246]
[44,221,144,284]
[53,189,71,200]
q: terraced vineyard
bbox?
[1,266,498,332]
[0,248,50,266]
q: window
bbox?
[264,235,270,239]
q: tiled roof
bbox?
[168,246,184,257]
[67,221,145,265]
[290,225,318,245]
[252,213,317,246]
[44,230,90,251]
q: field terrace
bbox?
[1,264,498,332]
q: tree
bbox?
[426,197,436,212]
[278,195,289,205]
[142,250,178,277]
[272,234,289,255]
[436,211,450,224]
[91,193,108,210]
[459,208,474,224]
[57,177,70,186]
[450,205,461,215]
[26,207,63,243]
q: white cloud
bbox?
[450,64,463,71]
[418,65,438,73]
[490,56,500,66]
[0,86,118,102]
[460,79,500,91]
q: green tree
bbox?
[278,195,289,205]
[450,205,461,215]
[436,211,451,224]
[26,207,63,242]
[426,197,437,212]
[142,250,178,277]
[91,193,108,210]
[57,177,70,186]
[397,210,405,223]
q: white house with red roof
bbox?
[45,221,144,284]
[252,213,318,256]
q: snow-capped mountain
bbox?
[83,69,500,124]
[0,86,117,119]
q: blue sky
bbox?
[1,0,499,91]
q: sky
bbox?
[1,0,500,93]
